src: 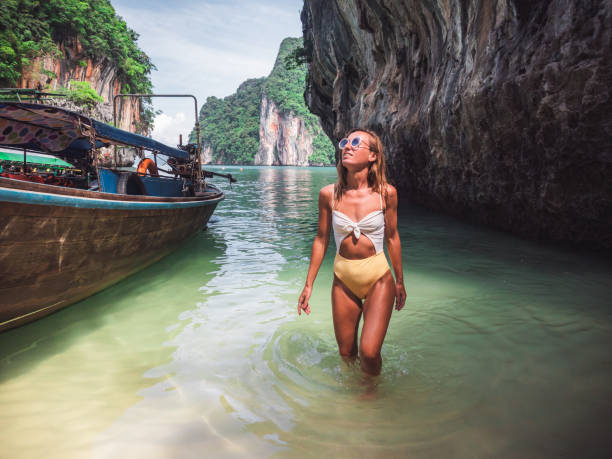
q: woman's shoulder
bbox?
[320,183,335,197]
[382,183,398,209]
[318,184,335,206]
[383,183,397,197]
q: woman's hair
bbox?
[335,128,389,206]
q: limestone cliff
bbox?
[16,38,147,166]
[193,37,335,166]
[201,143,213,165]
[302,0,612,249]
[19,37,142,135]
[254,94,314,166]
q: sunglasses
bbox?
[338,136,369,150]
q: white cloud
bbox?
[151,112,193,147]
[113,0,303,122]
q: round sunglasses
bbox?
[338,136,369,150]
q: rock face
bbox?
[302,0,612,249]
[254,94,314,166]
[201,143,213,165]
[18,36,143,164]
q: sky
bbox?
[112,0,304,145]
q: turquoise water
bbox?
[1,166,611,458]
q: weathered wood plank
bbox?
[1,202,213,242]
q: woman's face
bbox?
[340,131,377,168]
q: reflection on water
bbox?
[1,166,611,458]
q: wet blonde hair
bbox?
[335,128,389,207]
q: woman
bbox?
[297,129,406,376]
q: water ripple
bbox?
[2,167,612,458]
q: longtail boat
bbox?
[0,95,231,332]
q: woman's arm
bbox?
[297,185,333,315]
[384,184,407,311]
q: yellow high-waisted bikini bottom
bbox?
[333,251,391,299]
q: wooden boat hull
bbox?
[0,177,223,332]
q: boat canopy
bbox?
[0,151,73,167]
[0,102,189,160]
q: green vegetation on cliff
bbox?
[190,37,335,165]
[264,37,311,119]
[264,38,335,165]
[192,78,265,164]
[59,80,104,107]
[0,0,153,94]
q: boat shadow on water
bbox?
[0,227,227,384]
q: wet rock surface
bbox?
[302,0,612,249]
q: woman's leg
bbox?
[360,271,395,375]
[331,275,363,364]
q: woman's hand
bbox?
[395,281,406,311]
[297,285,312,315]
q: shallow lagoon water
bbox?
[1,166,611,458]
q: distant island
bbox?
[189,38,336,166]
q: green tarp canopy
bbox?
[0,151,73,167]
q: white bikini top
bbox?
[331,186,385,254]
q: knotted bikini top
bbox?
[331,186,385,254]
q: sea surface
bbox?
[1,166,611,458]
